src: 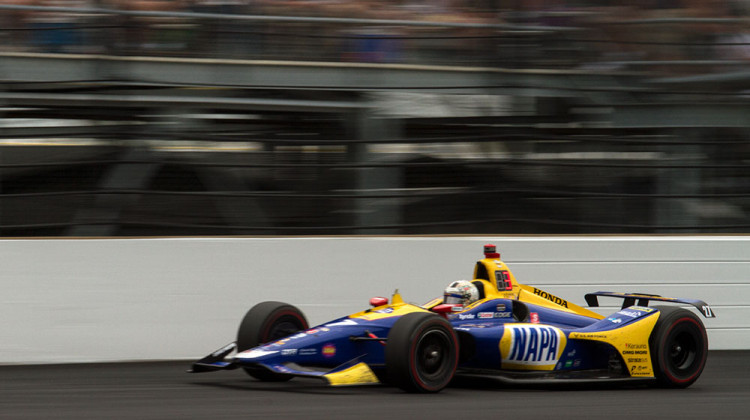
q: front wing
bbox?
[189,342,380,386]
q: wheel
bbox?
[386,312,459,393]
[649,306,708,388]
[237,301,308,381]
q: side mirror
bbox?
[432,303,462,314]
[369,297,388,307]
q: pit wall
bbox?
[1,236,747,364]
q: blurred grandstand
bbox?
[0,1,748,236]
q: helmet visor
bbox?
[444,293,466,305]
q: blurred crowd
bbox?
[0,0,749,72]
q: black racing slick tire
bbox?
[649,306,708,388]
[385,312,459,393]
[236,301,309,382]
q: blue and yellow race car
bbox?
[190,244,714,392]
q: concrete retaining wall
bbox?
[1,236,748,364]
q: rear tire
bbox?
[237,301,308,382]
[649,306,708,388]
[386,312,458,393]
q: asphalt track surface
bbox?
[2,351,748,420]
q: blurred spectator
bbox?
[0,0,35,51]
[25,0,93,53]
[113,0,192,54]
[578,3,646,71]
[187,0,254,57]
[716,2,750,63]
[2,0,747,69]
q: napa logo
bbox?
[500,325,567,371]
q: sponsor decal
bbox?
[306,329,319,335]
[625,343,647,349]
[494,312,512,318]
[451,306,464,312]
[269,333,305,346]
[564,360,573,368]
[569,332,607,339]
[478,312,494,319]
[325,320,358,327]
[270,364,293,374]
[567,350,577,357]
[500,325,567,370]
[456,324,491,329]
[629,306,654,312]
[630,365,650,376]
[530,312,540,324]
[618,310,642,318]
[320,327,330,332]
[627,357,648,363]
[608,317,622,324]
[457,313,475,320]
[532,288,569,308]
[573,359,581,368]
[497,304,506,312]
[281,349,298,356]
[374,308,394,314]
[299,348,317,356]
[237,349,278,359]
[322,344,336,358]
[622,350,648,355]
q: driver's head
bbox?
[444,280,479,306]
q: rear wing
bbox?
[584,291,716,318]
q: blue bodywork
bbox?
[192,296,665,380]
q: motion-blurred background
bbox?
[0,0,748,236]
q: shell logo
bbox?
[322,344,336,358]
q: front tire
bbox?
[649,306,708,388]
[386,312,459,393]
[237,301,308,382]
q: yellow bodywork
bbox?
[474,258,605,320]
[345,254,658,378]
[569,312,660,377]
[350,291,429,321]
[324,362,380,386]
[475,257,655,375]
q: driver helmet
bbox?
[444,280,479,305]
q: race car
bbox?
[190,244,714,393]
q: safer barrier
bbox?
[0,236,747,364]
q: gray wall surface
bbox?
[1,236,747,364]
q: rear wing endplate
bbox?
[585,291,716,318]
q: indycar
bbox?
[190,244,714,392]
